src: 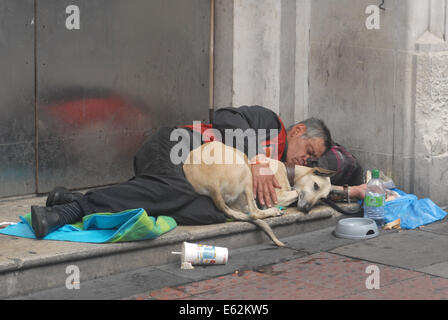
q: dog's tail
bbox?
[251,219,285,247]
[210,188,285,247]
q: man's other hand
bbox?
[250,162,281,208]
[349,184,367,199]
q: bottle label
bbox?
[365,195,384,207]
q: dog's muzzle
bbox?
[296,191,312,213]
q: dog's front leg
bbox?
[244,186,283,219]
[276,190,299,208]
[249,207,282,219]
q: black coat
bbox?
[78,106,288,225]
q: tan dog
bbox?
[183,141,333,247]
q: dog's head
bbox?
[292,166,334,212]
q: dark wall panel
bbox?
[0,1,36,197]
[36,0,210,192]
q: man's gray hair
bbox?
[287,118,332,152]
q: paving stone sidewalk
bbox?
[137,251,448,300]
[7,199,448,300]
[128,218,448,300]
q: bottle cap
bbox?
[372,169,380,179]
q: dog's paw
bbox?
[276,205,286,215]
[273,207,283,216]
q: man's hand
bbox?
[250,162,281,208]
[349,184,367,199]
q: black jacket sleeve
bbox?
[212,105,283,160]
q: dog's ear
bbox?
[311,167,336,177]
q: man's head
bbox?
[285,118,332,166]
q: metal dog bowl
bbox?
[334,218,379,240]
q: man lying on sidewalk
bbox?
[31,105,367,238]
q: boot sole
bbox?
[31,206,49,239]
[46,187,83,207]
[46,186,70,207]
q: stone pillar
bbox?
[294,0,311,123]
[413,0,448,207]
[214,0,302,127]
[232,0,281,113]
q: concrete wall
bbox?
[309,0,411,191]
[214,0,448,208]
[308,0,448,207]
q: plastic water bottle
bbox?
[363,169,385,227]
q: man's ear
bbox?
[291,124,307,137]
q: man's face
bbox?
[285,124,326,166]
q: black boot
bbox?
[31,206,62,239]
[46,186,83,207]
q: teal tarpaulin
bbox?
[0,208,176,243]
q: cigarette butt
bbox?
[181,262,194,270]
[384,218,401,230]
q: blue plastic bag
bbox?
[384,189,447,229]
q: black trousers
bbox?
[75,127,227,225]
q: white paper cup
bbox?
[179,242,228,265]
